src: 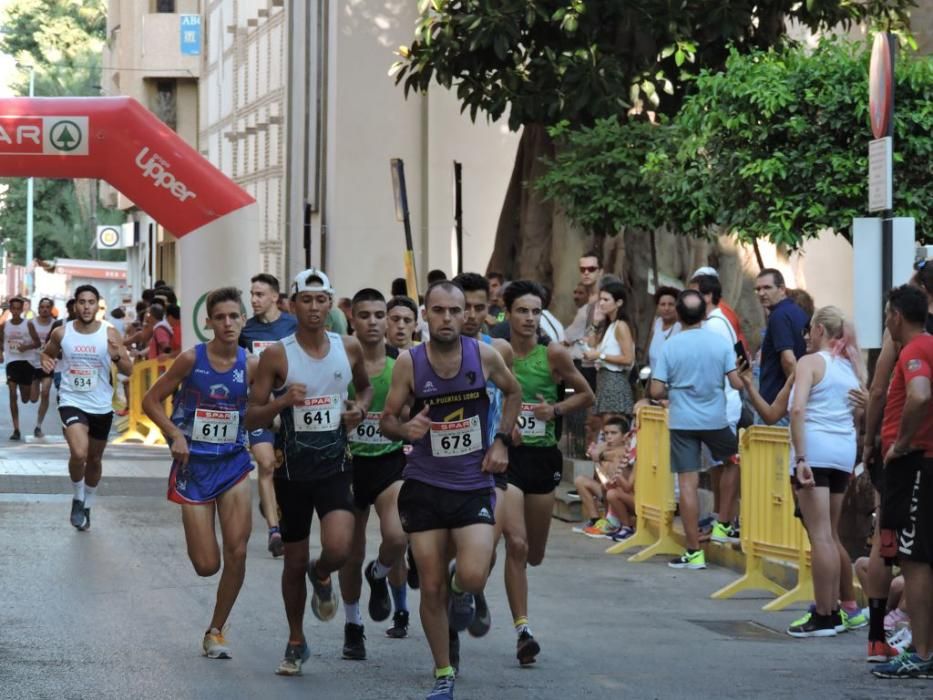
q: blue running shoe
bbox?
[275,640,310,676]
[872,652,933,679]
[426,674,455,699]
[447,563,475,632]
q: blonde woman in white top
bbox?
[583,281,635,418]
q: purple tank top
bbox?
[405,336,492,490]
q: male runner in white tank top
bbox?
[29,297,57,438]
[246,269,373,677]
[41,285,133,530]
[0,296,42,440]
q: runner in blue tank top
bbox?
[448,271,515,654]
[381,280,521,700]
[246,269,373,678]
[143,287,254,662]
[239,272,297,558]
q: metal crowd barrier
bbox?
[605,405,681,561]
[113,359,173,446]
[711,426,814,611]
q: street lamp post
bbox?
[22,64,35,297]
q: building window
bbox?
[155,0,176,12]
[153,80,177,130]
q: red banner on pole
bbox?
[0,97,254,237]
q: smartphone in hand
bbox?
[734,341,751,370]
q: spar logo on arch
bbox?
[0,116,88,156]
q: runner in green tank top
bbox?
[338,289,411,659]
[501,281,594,666]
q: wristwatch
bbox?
[553,404,562,418]
[598,352,607,362]
[494,432,513,448]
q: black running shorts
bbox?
[896,456,933,567]
[274,471,354,543]
[351,450,405,510]
[59,406,114,441]
[792,467,851,494]
[6,360,36,387]
[507,444,563,495]
[397,479,495,533]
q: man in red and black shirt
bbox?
[873,285,933,679]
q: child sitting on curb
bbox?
[573,416,637,540]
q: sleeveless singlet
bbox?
[170,344,251,462]
[275,332,352,481]
[30,318,55,368]
[789,351,860,473]
[3,319,32,364]
[58,321,113,414]
[480,334,504,445]
[405,337,491,491]
[513,343,559,447]
[349,355,404,458]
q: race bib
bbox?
[430,415,482,457]
[252,340,276,355]
[350,412,390,445]
[67,368,97,392]
[293,394,342,432]
[517,402,547,438]
[192,409,239,444]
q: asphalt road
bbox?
[1,373,931,699]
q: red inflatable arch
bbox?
[0,97,254,236]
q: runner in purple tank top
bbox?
[381,280,521,700]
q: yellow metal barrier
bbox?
[113,359,173,446]
[605,406,681,561]
[711,426,814,611]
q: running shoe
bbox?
[33,427,43,439]
[364,560,392,622]
[872,652,933,679]
[447,563,475,632]
[842,607,868,630]
[70,499,87,530]
[9,429,20,441]
[884,608,909,632]
[867,639,900,663]
[202,627,232,659]
[572,518,598,534]
[888,626,913,653]
[787,613,837,638]
[832,610,847,633]
[275,640,311,676]
[583,519,619,539]
[793,605,845,633]
[467,590,491,638]
[306,559,338,621]
[710,522,740,544]
[448,628,460,675]
[516,630,540,666]
[386,610,409,639]
[668,550,706,570]
[82,508,91,531]
[426,674,455,699]
[342,623,366,660]
[267,530,284,558]
[407,545,420,589]
[609,526,635,542]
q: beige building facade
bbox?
[101,0,203,296]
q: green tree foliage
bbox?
[537,40,932,247]
[393,0,914,129]
[0,0,122,264]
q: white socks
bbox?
[344,601,362,626]
[72,479,85,502]
[372,559,391,579]
[84,485,97,509]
